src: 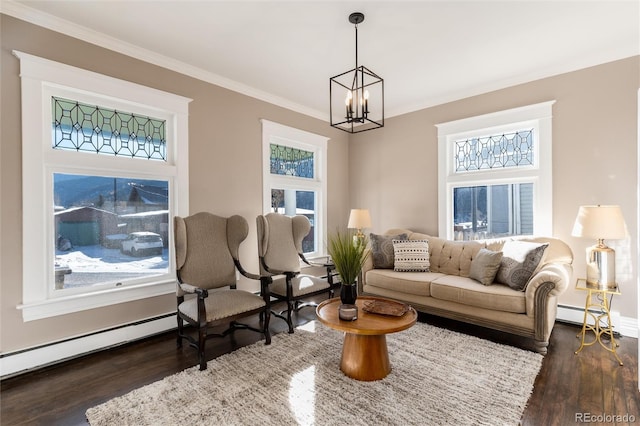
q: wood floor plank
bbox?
[1,297,638,425]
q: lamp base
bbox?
[586,244,617,289]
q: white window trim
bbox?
[261,119,328,258]
[14,51,191,321]
[436,101,555,240]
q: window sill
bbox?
[17,279,175,322]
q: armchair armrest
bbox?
[233,259,262,281]
[259,256,295,277]
[301,255,339,286]
[299,254,334,268]
[232,258,271,300]
[178,282,209,298]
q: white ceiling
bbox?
[4,1,639,120]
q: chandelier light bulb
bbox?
[364,90,369,114]
[345,91,354,118]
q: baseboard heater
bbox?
[556,303,621,332]
[0,313,177,380]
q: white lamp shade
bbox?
[571,205,627,240]
[347,209,372,229]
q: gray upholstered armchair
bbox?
[256,213,333,333]
[174,212,271,370]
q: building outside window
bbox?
[437,101,554,240]
[16,51,191,321]
[261,120,328,258]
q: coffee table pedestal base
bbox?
[340,333,390,381]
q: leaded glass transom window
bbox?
[269,143,314,178]
[52,97,167,161]
[454,129,534,172]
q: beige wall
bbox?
[0,15,350,353]
[2,14,638,356]
[349,56,640,319]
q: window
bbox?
[437,101,554,240]
[261,120,328,258]
[15,51,191,321]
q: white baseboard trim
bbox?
[3,306,634,379]
[0,313,176,379]
[557,304,638,338]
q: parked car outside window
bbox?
[121,232,163,256]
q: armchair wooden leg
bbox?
[264,309,272,344]
[176,315,183,348]
[286,301,294,334]
[198,328,207,370]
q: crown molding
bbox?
[1,1,328,122]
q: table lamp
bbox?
[571,205,627,288]
[347,209,372,245]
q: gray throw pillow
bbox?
[495,241,549,291]
[370,233,408,269]
[469,248,503,286]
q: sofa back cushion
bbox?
[384,229,482,277]
[428,237,483,276]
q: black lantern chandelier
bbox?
[330,12,384,133]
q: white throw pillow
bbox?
[393,239,430,272]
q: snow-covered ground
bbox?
[56,245,169,287]
[56,245,168,272]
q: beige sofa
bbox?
[360,229,573,354]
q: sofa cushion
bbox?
[427,237,483,277]
[469,248,503,286]
[393,239,430,272]
[430,275,526,314]
[496,241,549,291]
[370,233,407,269]
[365,269,445,297]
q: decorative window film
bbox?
[437,101,554,240]
[52,97,167,161]
[269,143,314,178]
[454,129,534,172]
[262,120,327,258]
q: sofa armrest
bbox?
[524,262,572,315]
[359,249,374,293]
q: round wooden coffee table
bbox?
[316,296,417,381]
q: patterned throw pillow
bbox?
[393,239,430,272]
[370,233,408,269]
[469,248,504,286]
[495,241,549,291]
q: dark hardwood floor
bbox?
[1,297,638,425]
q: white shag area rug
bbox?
[86,321,543,426]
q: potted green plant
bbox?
[327,229,369,306]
